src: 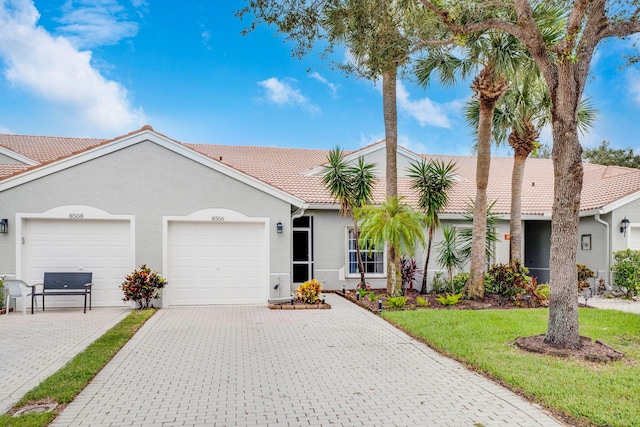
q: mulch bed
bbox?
[342,288,625,363]
[343,288,547,312]
[515,335,624,362]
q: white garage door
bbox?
[21,218,133,307]
[167,221,266,305]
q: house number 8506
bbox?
[211,216,224,221]
[69,213,84,219]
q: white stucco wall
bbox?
[0,140,294,300]
[306,208,509,292]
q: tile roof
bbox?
[2,129,640,216]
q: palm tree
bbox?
[459,199,500,266]
[416,31,523,300]
[435,225,464,294]
[357,197,426,296]
[466,80,596,267]
[322,148,376,287]
[407,159,457,294]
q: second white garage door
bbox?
[167,221,267,305]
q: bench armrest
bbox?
[85,283,93,288]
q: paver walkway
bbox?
[579,295,640,314]
[53,295,563,427]
[0,307,130,413]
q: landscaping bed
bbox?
[269,301,331,309]
[342,288,547,312]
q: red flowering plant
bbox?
[121,264,167,309]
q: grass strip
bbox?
[1,308,155,427]
[382,308,640,427]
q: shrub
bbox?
[296,279,322,304]
[612,249,640,298]
[430,271,448,294]
[486,261,529,302]
[357,287,368,298]
[121,264,167,309]
[436,293,463,306]
[577,264,595,291]
[367,290,377,302]
[535,283,549,300]
[385,295,408,308]
[452,272,470,294]
[517,277,549,306]
[416,296,430,307]
[401,257,419,293]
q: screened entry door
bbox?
[292,216,313,283]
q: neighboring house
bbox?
[1,126,639,308]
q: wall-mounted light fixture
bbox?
[0,218,7,234]
[620,217,631,236]
[276,221,283,234]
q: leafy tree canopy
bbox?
[583,140,640,169]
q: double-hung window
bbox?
[347,228,384,276]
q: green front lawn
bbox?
[382,308,640,427]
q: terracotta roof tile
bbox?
[0,134,106,163]
[3,131,640,216]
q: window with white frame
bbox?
[347,228,384,275]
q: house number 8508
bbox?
[69,213,84,219]
[211,216,224,221]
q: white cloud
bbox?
[627,68,640,105]
[358,132,384,148]
[201,29,211,50]
[309,72,338,97]
[56,0,140,49]
[0,0,145,133]
[396,81,452,128]
[258,77,320,113]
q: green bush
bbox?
[416,296,430,307]
[451,272,470,294]
[612,249,640,298]
[367,290,377,302]
[385,295,408,308]
[436,293,463,306]
[485,261,529,302]
[430,271,448,294]
[535,283,549,300]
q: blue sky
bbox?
[0,0,638,156]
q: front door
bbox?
[292,216,313,283]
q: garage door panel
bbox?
[168,221,267,305]
[22,218,133,308]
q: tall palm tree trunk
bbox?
[509,153,526,265]
[420,225,434,294]
[468,67,509,300]
[383,69,398,198]
[382,68,399,295]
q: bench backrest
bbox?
[43,272,93,290]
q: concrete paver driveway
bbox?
[0,307,131,413]
[52,295,563,427]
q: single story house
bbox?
[1,126,639,308]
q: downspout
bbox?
[595,213,610,293]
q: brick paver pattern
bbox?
[0,307,130,413]
[52,295,563,427]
